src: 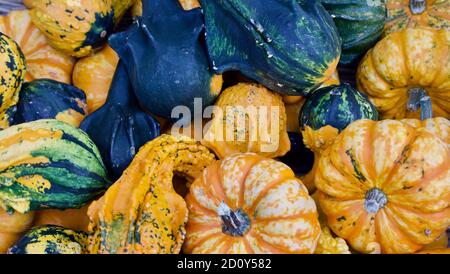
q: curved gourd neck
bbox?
[407,88,432,120]
[409,0,426,15]
[217,202,250,237]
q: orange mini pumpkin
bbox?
[316,119,450,254]
[183,153,321,254]
[0,10,75,84]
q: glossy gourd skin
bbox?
[80,62,160,180]
[0,119,110,214]
[88,135,216,254]
[357,28,450,119]
[73,45,119,113]
[385,0,450,35]
[109,0,222,121]
[0,32,26,129]
[316,120,450,254]
[320,0,386,65]
[0,10,75,84]
[199,0,341,96]
[202,83,290,159]
[0,209,34,254]
[184,153,321,254]
[28,0,115,57]
[8,225,87,254]
[13,79,88,127]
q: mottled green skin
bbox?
[321,0,386,65]
[200,0,341,96]
[8,225,87,254]
[300,84,379,131]
[0,119,110,213]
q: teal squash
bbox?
[320,0,386,65]
[7,225,87,254]
[108,0,223,121]
[300,83,379,131]
[199,0,341,96]
[13,79,88,128]
[80,62,160,180]
[0,119,110,214]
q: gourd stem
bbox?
[407,88,432,120]
[409,0,426,15]
[217,201,250,237]
[364,188,387,214]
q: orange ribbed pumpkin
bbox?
[316,119,450,254]
[72,45,119,113]
[0,10,75,84]
[183,153,321,254]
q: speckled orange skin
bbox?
[385,0,449,35]
[0,10,75,84]
[0,209,34,254]
[202,83,290,159]
[87,135,215,254]
[401,117,450,144]
[316,119,450,254]
[73,45,118,113]
[183,153,321,254]
[357,28,450,119]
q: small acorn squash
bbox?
[0,119,110,214]
[28,0,115,57]
[87,135,216,254]
[80,62,160,180]
[385,0,450,35]
[7,225,87,254]
[0,32,26,129]
[13,79,88,127]
[72,45,119,113]
[321,0,386,65]
[109,0,223,120]
[0,10,75,84]
[199,0,341,96]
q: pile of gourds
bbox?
[0,0,448,254]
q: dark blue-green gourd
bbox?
[300,83,379,131]
[320,0,386,65]
[13,79,88,127]
[0,119,110,214]
[199,0,341,96]
[7,225,87,254]
[108,0,222,121]
[80,62,160,180]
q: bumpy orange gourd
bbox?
[357,28,450,119]
[87,135,215,254]
[0,10,75,84]
[401,117,450,144]
[385,0,449,35]
[183,153,321,254]
[0,209,34,254]
[316,119,450,254]
[72,45,119,113]
[202,83,290,159]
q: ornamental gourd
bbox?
[0,209,34,254]
[88,135,215,254]
[7,225,87,254]
[27,0,115,57]
[0,10,75,84]
[183,153,321,254]
[202,83,290,159]
[385,0,450,35]
[320,0,386,65]
[199,0,341,96]
[13,79,88,127]
[315,119,450,254]
[401,117,450,145]
[357,28,450,119]
[109,0,223,120]
[72,45,119,113]
[299,84,379,192]
[80,62,160,180]
[112,0,136,23]
[0,32,25,129]
[0,119,110,214]
[131,0,201,17]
